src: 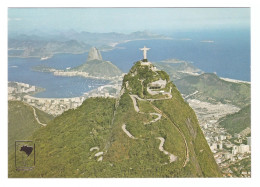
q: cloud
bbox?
[200,40,214,43]
[8,18,22,21]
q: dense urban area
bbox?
[187,98,251,177]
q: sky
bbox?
[8,8,250,34]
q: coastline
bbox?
[220,77,251,84]
[8,37,173,59]
[42,68,125,81]
[9,81,122,116]
[107,37,173,49]
[53,71,124,81]
[8,51,89,60]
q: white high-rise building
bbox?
[220,135,226,140]
[210,143,218,151]
[224,153,232,160]
[238,144,250,153]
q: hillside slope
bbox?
[175,73,250,107]
[105,61,221,177]
[71,47,123,78]
[153,59,203,81]
[8,98,116,177]
[9,61,221,178]
[8,101,54,154]
[219,105,251,135]
[72,59,122,77]
[8,39,91,58]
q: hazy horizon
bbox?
[8,8,250,35]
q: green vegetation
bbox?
[123,61,170,99]
[9,39,91,58]
[156,70,170,82]
[112,64,221,177]
[9,98,115,177]
[229,156,251,177]
[175,73,251,107]
[153,83,222,177]
[9,62,222,178]
[123,61,158,97]
[8,101,54,154]
[137,100,156,113]
[104,93,186,176]
[124,73,143,97]
[219,105,251,135]
[153,59,202,81]
[72,59,122,77]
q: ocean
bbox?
[8,57,109,98]
[8,29,250,98]
[103,29,250,81]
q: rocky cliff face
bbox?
[87,47,103,61]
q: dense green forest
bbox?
[219,105,251,135]
[9,61,222,178]
[8,101,54,154]
[72,59,122,77]
[175,73,250,108]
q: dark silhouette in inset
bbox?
[20,145,33,156]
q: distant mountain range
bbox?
[8,38,91,58]
[8,31,170,58]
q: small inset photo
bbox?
[15,141,35,171]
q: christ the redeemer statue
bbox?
[140,46,150,60]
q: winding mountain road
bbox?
[127,86,189,167]
[151,104,189,167]
[148,113,162,124]
[31,106,47,126]
[122,124,138,139]
[126,88,189,166]
[129,94,162,125]
[156,137,177,163]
